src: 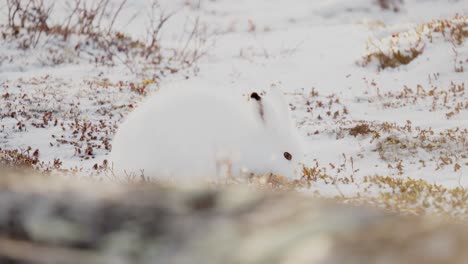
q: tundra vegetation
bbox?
[0,1,467,263]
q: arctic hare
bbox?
[110,83,303,181]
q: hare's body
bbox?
[110,85,303,181]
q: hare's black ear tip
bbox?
[250,92,261,101]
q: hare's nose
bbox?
[283,152,292,161]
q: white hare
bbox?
[110,82,304,181]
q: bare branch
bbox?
[107,0,127,34]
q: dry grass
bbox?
[339,120,468,174]
[288,88,350,137]
[0,148,39,169]
[360,15,468,70]
[1,144,465,220]
[215,165,468,220]
[300,166,467,219]
[361,35,424,69]
[360,175,467,217]
[366,82,468,119]
[374,126,467,170]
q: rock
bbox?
[0,169,466,264]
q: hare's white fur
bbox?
[110,83,303,180]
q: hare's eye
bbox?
[250,92,261,101]
[283,152,292,161]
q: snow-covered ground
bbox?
[1,0,467,216]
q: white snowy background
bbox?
[0,0,467,216]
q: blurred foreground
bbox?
[0,169,466,264]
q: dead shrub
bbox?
[361,36,425,69]
[2,0,207,77]
[0,148,39,169]
[360,15,468,70]
[349,123,374,137]
[5,0,54,48]
[376,0,404,12]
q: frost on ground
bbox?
[0,0,467,218]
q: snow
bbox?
[0,0,467,214]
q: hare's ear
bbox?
[249,92,265,122]
[264,84,292,125]
[267,84,288,110]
